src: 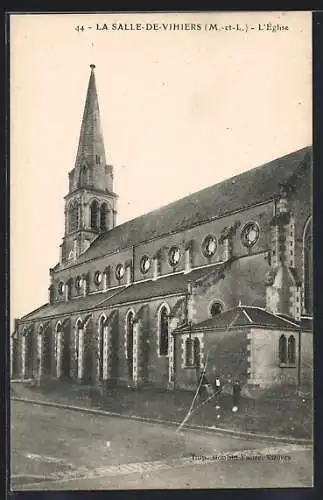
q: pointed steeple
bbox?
[61,65,117,264]
[75,64,107,172]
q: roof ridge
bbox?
[60,145,311,266]
[20,303,49,321]
[98,146,312,236]
[242,309,253,324]
[273,313,300,328]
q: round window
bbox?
[75,276,82,289]
[94,271,103,286]
[210,302,223,318]
[115,264,125,280]
[168,246,181,267]
[241,222,260,248]
[140,255,151,274]
[58,281,65,296]
[202,235,218,258]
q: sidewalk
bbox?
[11,379,312,441]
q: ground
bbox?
[11,379,313,439]
[11,400,313,490]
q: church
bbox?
[11,65,313,392]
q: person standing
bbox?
[212,368,222,408]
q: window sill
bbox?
[279,363,296,368]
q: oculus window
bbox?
[116,264,125,280]
[140,255,151,274]
[241,222,260,248]
[168,246,181,267]
[202,235,217,257]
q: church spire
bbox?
[61,65,117,264]
[75,64,107,172]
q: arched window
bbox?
[279,334,287,364]
[303,217,312,314]
[38,325,43,363]
[193,337,201,367]
[25,327,34,378]
[159,306,169,356]
[98,316,106,381]
[126,311,134,379]
[68,203,79,232]
[100,203,108,231]
[55,322,62,360]
[75,319,83,377]
[287,335,296,365]
[185,337,193,366]
[90,200,99,230]
[210,301,223,318]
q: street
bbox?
[11,400,313,490]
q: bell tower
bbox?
[60,64,118,263]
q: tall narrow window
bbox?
[303,217,312,314]
[287,335,296,365]
[55,322,62,360]
[68,203,79,232]
[25,328,34,378]
[74,320,83,380]
[100,203,108,231]
[185,337,193,366]
[126,311,134,380]
[90,200,99,230]
[159,306,169,356]
[279,334,287,364]
[98,316,105,381]
[193,337,201,367]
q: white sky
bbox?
[10,11,312,327]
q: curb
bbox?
[11,396,312,446]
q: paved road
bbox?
[11,400,313,490]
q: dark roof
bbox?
[175,306,306,333]
[276,313,313,332]
[20,287,126,322]
[19,266,219,322]
[107,266,212,306]
[67,146,311,264]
